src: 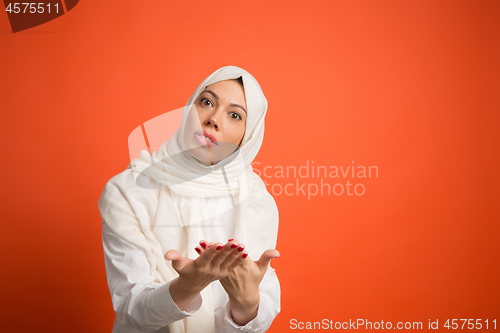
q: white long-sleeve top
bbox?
[101,196,280,333]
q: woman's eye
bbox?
[230,112,242,120]
[201,98,213,107]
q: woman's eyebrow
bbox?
[202,90,247,114]
[230,103,247,114]
[203,90,220,101]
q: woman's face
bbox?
[183,79,247,165]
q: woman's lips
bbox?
[194,131,218,147]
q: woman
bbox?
[98,66,280,333]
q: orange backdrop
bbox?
[1,0,498,332]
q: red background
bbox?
[1,1,498,331]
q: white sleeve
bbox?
[223,267,281,332]
[102,221,202,331]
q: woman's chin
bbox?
[185,143,239,166]
[186,146,219,165]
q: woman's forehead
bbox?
[204,78,243,90]
[200,80,247,105]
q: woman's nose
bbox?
[203,109,221,130]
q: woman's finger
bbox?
[195,242,223,266]
[220,242,244,271]
[195,239,213,255]
[164,249,182,261]
[211,240,239,267]
[226,250,248,272]
[256,249,281,273]
[195,246,204,255]
[164,250,190,272]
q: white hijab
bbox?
[98,66,279,333]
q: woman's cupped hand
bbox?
[165,239,252,310]
[163,239,279,317]
[195,239,280,325]
[164,240,245,294]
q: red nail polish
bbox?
[216,245,223,250]
[228,239,234,241]
[200,242,206,248]
[238,246,244,252]
[231,244,238,248]
[242,253,248,258]
[208,244,213,248]
[195,247,201,253]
